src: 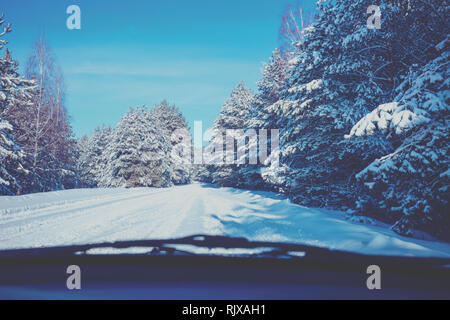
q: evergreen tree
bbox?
[263,0,449,238]
[241,49,291,190]
[347,44,449,239]
[0,14,34,195]
[204,82,254,187]
[98,107,172,188]
[149,100,192,185]
[0,118,27,195]
[261,0,427,208]
[76,125,113,187]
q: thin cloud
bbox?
[65,58,259,79]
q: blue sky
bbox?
[2,0,316,137]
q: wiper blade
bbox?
[0,234,316,259]
[0,234,449,268]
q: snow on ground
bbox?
[0,183,449,257]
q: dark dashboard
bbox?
[0,235,449,299]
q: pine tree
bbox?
[98,107,172,188]
[239,49,291,190]
[149,100,192,185]
[347,43,449,240]
[0,14,34,195]
[204,82,254,187]
[76,125,113,187]
[261,0,425,208]
[0,118,27,195]
[265,0,449,238]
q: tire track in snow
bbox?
[0,188,168,227]
[0,188,177,248]
[0,189,158,222]
[78,188,198,243]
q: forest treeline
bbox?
[202,0,449,240]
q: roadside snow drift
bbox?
[0,183,449,257]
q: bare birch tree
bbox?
[278,1,314,54]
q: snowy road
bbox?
[1,183,450,257]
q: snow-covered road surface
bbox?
[1,183,449,257]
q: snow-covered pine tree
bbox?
[213,82,254,130]
[0,17,35,118]
[347,40,449,240]
[204,82,254,187]
[254,48,290,111]
[0,117,27,195]
[261,0,425,208]
[192,159,213,183]
[0,14,34,195]
[98,106,172,188]
[76,125,113,187]
[148,100,192,185]
[0,50,35,117]
[75,135,92,187]
[236,49,291,190]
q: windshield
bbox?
[1,185,450,258]
[0,1,449,261]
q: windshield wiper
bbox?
[0,234,315,259]
[0,234,449,268]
